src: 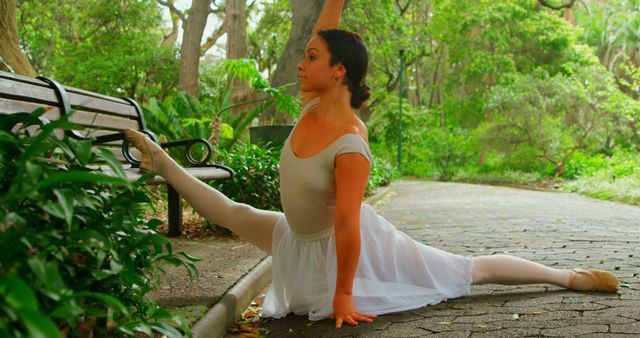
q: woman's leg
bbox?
[126,130,281,255]
[471,254,570,287]
[470,254,620,292]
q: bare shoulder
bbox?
[341,117,369,144]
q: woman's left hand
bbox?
[329,293,377,328]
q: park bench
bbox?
[0,70,235,236]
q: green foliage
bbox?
[144,59,301,161]
[0,109,198,337]
[481,65,626,176]
[208,143,283,227]
[429,0,597,127]
[562,150,640,205]
[562,151,610,179]
[18,0,178,101]
[367,156,396,194]
[427,126,474,181]
[247,0,291,76]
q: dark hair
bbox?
[317,29,370,109]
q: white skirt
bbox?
[260,203,475,321]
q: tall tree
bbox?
[0,0,36,76]
[158,0,227,97]
[226,0,250,116]
[179,0,211,96]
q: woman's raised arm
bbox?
[313,0,345,36]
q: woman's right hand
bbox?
[329,293,377,328]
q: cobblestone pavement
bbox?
[260,180,640,337]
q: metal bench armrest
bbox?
[91,130,234,178]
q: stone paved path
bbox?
[260,179,640,337]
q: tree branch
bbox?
[158,0,186,21]
[538,0,576,10]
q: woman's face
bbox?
[297,35,343,92]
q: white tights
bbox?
[148,142,571,288]
[151,142,282,255]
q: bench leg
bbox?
[167,185,182,236]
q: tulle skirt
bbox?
[260,203,475,321]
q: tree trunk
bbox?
[0,0,36,76]
[259,0,326,125]
[226,0,247,59]
[179,0,210,97]
[226,0,251,117]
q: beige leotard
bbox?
[278,97,372,241]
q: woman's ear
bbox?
[336,63,347,80]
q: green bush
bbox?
[367,155,395,194]
[209,142,283,213]
[427,127,474,181]
[0,109,198,337]
[562,151,610,179]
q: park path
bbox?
[260,179,640,337]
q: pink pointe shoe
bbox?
[567,268,619,293]
[123,128,160,173]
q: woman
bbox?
[124,0,619,329]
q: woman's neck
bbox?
[316,85,353,122]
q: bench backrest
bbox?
[0,71,145,163]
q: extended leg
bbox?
[125,129,281,254]
[471,254,569,286]
[470,254,619,292]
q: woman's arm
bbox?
[300,0,346,106]
[331,151,376,328]
[313,0,345,36]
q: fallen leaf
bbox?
[238,334,258,338]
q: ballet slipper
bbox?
[567,268,619,293]
[123,128,161,173]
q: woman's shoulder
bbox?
[341,117,368,144]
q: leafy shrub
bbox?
[427,127,474,181]
[0,109,198,337]
[367,155,395,194]
[209,142,283,213]
[562,151,610,179]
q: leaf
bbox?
[53,189,75,228]
[24,171,130,197]
[96,147,127,180]
[2,276,38,311]
[68,138,93,165]
[71,291,129,316]
[15,308,60,338]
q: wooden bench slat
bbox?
[70,110,139,131]
[0,72,132,106]
[0,98,61,120]
[94,166,233,185]
[1,75,139,119]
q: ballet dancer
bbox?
[124,0,619,329]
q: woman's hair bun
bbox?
[351,82,371,109]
